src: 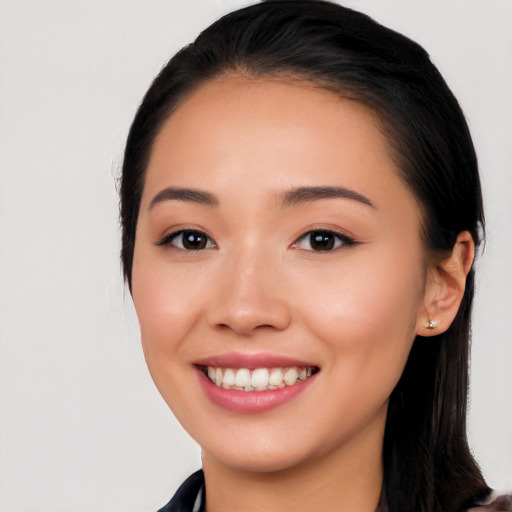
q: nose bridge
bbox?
[208,241,290,334]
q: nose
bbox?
[206,251,291,335]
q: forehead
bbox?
[143,76,418,220]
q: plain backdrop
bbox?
[0,1,511,510]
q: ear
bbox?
[416,231,475,337]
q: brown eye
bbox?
[294,230,355,252]
[310,232,336,250]
[157,230,216,250]
[181,231,209,250]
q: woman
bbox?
[120,1,510,511]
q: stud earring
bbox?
[426,319,438,330]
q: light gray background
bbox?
[0,1,510,510]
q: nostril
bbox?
[215,322,277,333]
[207,286,292,334]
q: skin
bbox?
[131,77,473,512]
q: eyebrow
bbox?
[147,185,374,211]
[149,187,219,210]
[282,186,375,209]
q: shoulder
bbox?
[157,470,205,512]
[465,493,512,512]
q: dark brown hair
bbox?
[120,2,489,510]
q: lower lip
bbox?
[196,368,317,413]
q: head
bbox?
[120,1,488,510]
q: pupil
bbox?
[183,231,206,250]
[311,232,334,251]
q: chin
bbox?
[199,423,339,475]
[208,444,312,474]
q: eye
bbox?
[156,229,216,251]
[293,230,355,252]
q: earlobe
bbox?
[417,231,475,337]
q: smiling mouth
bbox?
[200,365,319,391]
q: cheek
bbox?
[131,249,205,361]
[131,254,208,427]
[294,249,424,381]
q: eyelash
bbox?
[292,230,357,252]
[156,229,356,252]
[155,229,217,251]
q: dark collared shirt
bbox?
[157,470,512,512]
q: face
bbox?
[132,77,430,474]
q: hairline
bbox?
[134,67,438,262]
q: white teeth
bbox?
[222,368,235,386]
[215,367,223,385]
[251,368,269,390]
[283,367,298,386]
[234,368,251,388]
[269,368,283,386]
[205,365,316,391]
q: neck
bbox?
[201,410,385,512]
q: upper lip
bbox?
[194,352,317,369]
